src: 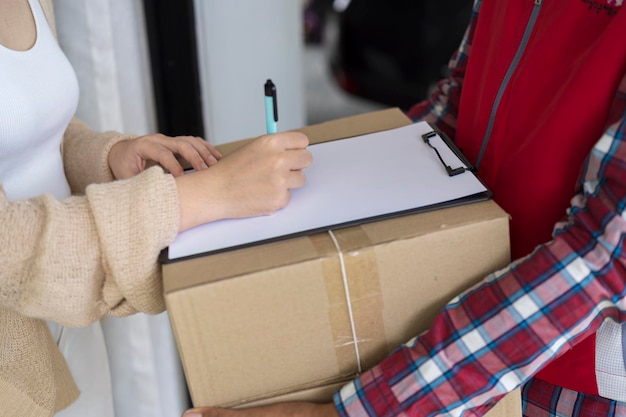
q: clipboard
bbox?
[162,121,490,263]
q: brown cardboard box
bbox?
[163,109,516,413]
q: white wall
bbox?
[194,0,306,145]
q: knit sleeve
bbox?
[0,166,180,327]
[61,117,137,193]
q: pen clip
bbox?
[265,79,278,122]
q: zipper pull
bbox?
[534,0,542,4]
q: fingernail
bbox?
[183,410,203,417]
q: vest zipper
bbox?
[474,0,543,168]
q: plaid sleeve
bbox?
[404,0,481,140]
[334,116,626,417]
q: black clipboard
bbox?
[161,122,490,263]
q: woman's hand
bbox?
[108,133,222,179]
[175,131,313,232]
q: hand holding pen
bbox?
[173,79,313,231]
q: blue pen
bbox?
[264,79,278,134]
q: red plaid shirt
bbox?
[333,0,626,415]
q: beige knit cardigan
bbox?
[1,2,180,415]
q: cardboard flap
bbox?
[334,200,509,252]
[298,107,411,144]
[163,233,338,294]
[216,107,410,155]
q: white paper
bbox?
[167,122,487,260]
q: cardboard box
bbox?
[163,109,515,413]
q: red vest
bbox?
[454,0,626,396]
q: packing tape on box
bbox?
[328,229,364,374]
[310,228,386,376]
[323,228,387,376]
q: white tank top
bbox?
[0,1,114,416]
[0,0,77,201]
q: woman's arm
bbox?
[0,166,178,327]
[61,117,222,193]
[2,131,311,327]
[61,117,136,193]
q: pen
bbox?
[264,79,278,134]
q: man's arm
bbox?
[334,117,626,417]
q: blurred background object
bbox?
[305,0,473,111]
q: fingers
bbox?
[171,135,222,170]
[175,131,313,230]
[289,148,314,172]
[266,131,309,151]
[137,134,222,175]
[249,132,312,171]
[263,133,312,188]
[155,151,186,177]
[280,131,309,150]
[286,169,307,191]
